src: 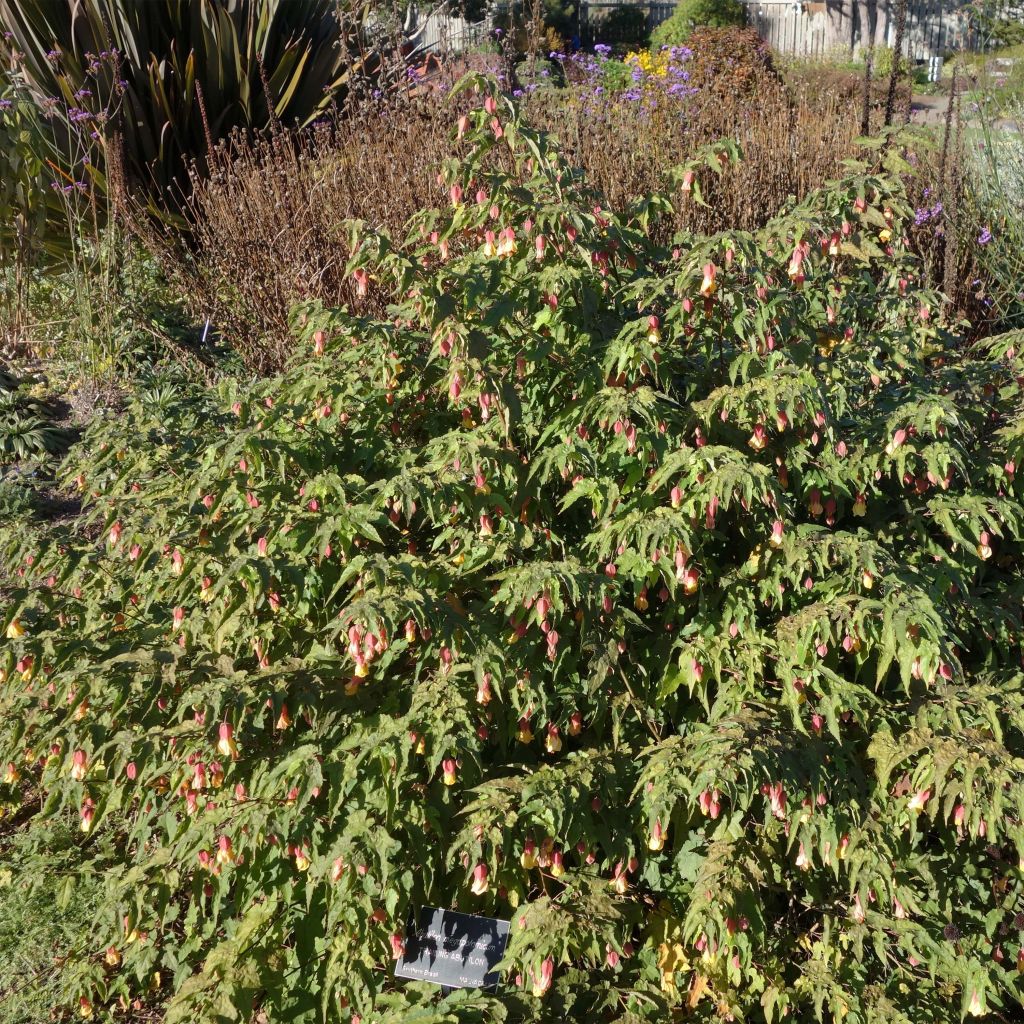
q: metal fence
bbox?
[577,1,676,46]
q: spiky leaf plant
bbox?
[0,369,75,465]
[0,0,377,207]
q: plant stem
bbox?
[884,0,908,127]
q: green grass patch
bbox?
[0,817,105,1024]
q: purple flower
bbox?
[978,227,992,245]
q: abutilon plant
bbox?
[1,74,1024,1024]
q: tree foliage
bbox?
[2,78,1024,1023]
[649,0,746,48]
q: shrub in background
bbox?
[988,18,1024,48]
[967,1,1024,50]
[527,56,864,239]
[2,77,1024,1023]
[494,0,578,48]
[649,0,746,48]
[869,44,929,87]
[539,0,580,43]
[682,25,778,96]
[784,60,912,112]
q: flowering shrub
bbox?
[2,75,1024,1023]
[623,46,696,99]
[649,0,747,48]
[552,44,696,105]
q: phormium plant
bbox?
[1,75,1023,1023]
[0,0,380,209]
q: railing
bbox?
[577,1,676,46]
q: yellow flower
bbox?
[657,942,690,996]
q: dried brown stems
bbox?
[153,63,901,370]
